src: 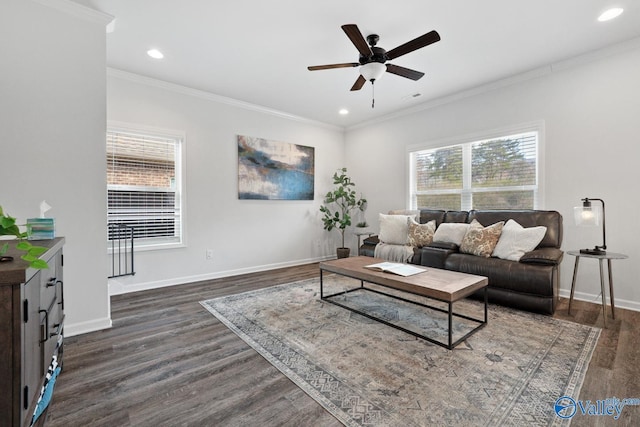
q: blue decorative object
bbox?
[27,218,56,240]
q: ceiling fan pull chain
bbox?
[371,80,375,108]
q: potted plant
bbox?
[320,168,367,258]
[0,205,49,268]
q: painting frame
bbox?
[237,135,315,200]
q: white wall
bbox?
[106,71,345,294]
[0,0,111,335]
[345,40,640,311]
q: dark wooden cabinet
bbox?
[0,238,65,427]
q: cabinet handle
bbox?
[51,314,65,338]
[47,277,57,287]
[39,309,49,343]
[58,280,64,310]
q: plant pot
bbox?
[336,247,350,259]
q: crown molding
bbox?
[32,0,113,26]
[347,36,640,132]
[107,68,342,132]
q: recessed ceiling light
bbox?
[598,8,624,22]
[147,49,164,59]
[339,109,349,115]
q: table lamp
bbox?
[573,197,606,255]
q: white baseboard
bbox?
[559,288,640,312]
[109,255,334,296]
[65,316,112,337]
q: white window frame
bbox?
[107,121,186,251]
[407,121,545,211]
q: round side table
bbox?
[567,250,628,327]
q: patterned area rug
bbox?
[200,275,600,426]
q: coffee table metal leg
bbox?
[448,302,453,350]
[484,286,488,323]
[320,269,324,298]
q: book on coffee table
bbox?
[364,262,427,277]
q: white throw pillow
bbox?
[378,213,413,245]
[492,219,547,261]
[432,223,470,246]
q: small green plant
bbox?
[0,205,49,269]
[320,168,367,249]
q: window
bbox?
[107,125,184,249]
[409,129,540,211]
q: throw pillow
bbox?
[432,223,470,246]
[378,213,413,245]
[492,219,547,261]
[407,218,436,247]
[460,219,504,257]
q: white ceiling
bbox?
[73,0,640,128]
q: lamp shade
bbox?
[573,205,601,226]
[360,62,386,82]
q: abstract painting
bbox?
[238,135,315,200]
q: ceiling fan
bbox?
[308,24,440,106]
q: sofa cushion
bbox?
[492,219,547,261]
[433,223,470,246]
[378,213,413,245]
[460,219,504,257]
[444,210,469,223]
[407,218,436,247]
[418,209,446,226]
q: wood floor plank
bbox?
[45,264,640,426]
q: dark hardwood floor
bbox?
[46,263,640,426]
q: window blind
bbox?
[411,131,539,210]
[107,129,182,246]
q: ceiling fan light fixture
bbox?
[360,62,386,82]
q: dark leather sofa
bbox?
[359,209,564,314]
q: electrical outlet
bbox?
[206,249,213,260]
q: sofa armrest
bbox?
[519,247,564,265]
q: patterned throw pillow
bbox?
[407,218,436,247]
[460,219,505,257]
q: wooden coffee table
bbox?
[319,256,489,350]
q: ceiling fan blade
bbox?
[307,63,359,71]
[386,30,440,60]
[350,75,366,91]
[385,64,425,81]
[342,24,372,57]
